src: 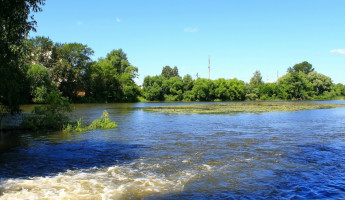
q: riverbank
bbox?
[143,102,345,114]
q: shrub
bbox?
[63,110,117,133]
[21,90,72,130]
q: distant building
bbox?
[77,91,85,97]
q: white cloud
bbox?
[184,27,198,33]
[330,49,345,55]
[116,17,121,23]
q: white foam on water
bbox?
[0,164,199,200]
[201,164,213,171]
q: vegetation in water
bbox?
[143,102,345,114]
[63,110,117,133]
[20,90,72,130]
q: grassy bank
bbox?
[143,102,345,114]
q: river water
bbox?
[1,101,345,199]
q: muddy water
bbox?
[1,102,345,199]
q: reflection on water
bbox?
[1,102,345,199]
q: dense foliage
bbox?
[0,0,45,114]
[142,62,345,101]
[3,33,345,107]
[12,36,345,104]
[23,36,140,103]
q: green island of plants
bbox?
[143,102,345,114]
[63,110,117,133]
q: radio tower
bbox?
[208,55,210,80]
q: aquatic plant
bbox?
[88,110,117,130]
[143,102,345,114]
[63,110,117,133]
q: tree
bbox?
[259,83,278,100]
[164,77,184,101]
[214,78,229,100]
[191,78,214,101]
[51,43,94,99]
[287,61,314,74]
[88,59,116,102]
[277,72,313,100]
[0,0,45,114]
[245,84,260,100]
[26,64,55,103]
[161,66,179,79]
[26,36,54,68]
[306,71,333,96]
[142,76,166,101]
[227,78,246,101]
[86,49,140,103]
[249,70,263,86]
[332,83,345,96]
[183,74,194,91]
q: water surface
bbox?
[1,102,345,199]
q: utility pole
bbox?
[208,55,210,80]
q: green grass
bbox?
[143,102,345,114]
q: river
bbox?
[1,101,345,199]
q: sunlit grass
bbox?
[143,102,345,114]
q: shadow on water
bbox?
[0,130,145,179]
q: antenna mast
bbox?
[208,55,210,80]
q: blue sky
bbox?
[30,0,345,84]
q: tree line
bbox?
[10,36,345,105]
[4,35,345,108]
[142,63,345,102]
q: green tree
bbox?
[332,83,345,96]
[26,64,56,103]
[191,78,214,101]
[249,70,263,86]
[161,66,179,79]
[287,61,314,74]
[88,59,116,102]
[306,71,333,96]
[259,83,278,100]
[94,49,140,102]
[142,75,166,101]
[277,72,313,100]
[183,74,194,91]
[227,78,246,101]
[25,36,54,68]
[245,84,260,101]
[0,0,45,114]
[118,72,140,102]
[214,78,229,100]
[164,77,184,101]
[51,43,94,99]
